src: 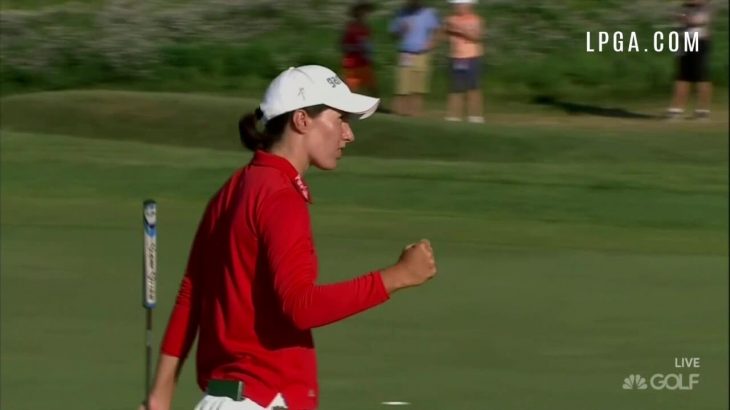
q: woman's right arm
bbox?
[139,354,183,410]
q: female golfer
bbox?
[142,65,437,410]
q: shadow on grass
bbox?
[533,95,662,119]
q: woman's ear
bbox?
[291,110,310,134]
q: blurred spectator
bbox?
[667,0,713,120]
[389,0,441,117]
[443,0,484,123]
[341,2,379,98]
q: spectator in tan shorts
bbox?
[389,0,441,116]
[443,0,484,123]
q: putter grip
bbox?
[143,200,157,309]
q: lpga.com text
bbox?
[586,31,700,53]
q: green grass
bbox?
[0,91,728,409]
[1,1,727,99]
[0,0,99,8]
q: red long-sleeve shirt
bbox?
[160,150,390,409]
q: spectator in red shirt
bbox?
[341,2,379,98]
[141,65,438,410]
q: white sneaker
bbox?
[692,109,710,121]
[665,108,683,121]
[444,116,462,122]
[467,116,485,124]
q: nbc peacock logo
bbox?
[623,374,648,390]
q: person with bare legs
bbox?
[443,0,485,123]
[667,0,713,121]
[389,0,441,117]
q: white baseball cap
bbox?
[259,65,380,123]
[448,0,477,4]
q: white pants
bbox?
[194,393,288,410]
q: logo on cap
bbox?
[326,76,342,88]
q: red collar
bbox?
[251,150,312,203]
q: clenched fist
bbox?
[382,239,437,293]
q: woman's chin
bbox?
[313,158,338,171]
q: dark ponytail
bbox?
[238,105,330,152]
[238,107,267,151]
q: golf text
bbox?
[623,357,701,391]
[586,31,699,53]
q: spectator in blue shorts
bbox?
[443,0,484,123]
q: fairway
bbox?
[0,91,728,410]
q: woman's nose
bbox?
[342,122,355,142]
